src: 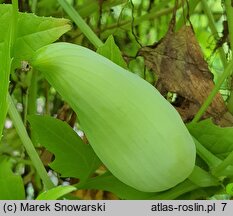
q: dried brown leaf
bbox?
[138,26,230,125]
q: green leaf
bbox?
[97,35,127,69]
[226,182,233,195]
[0,4,71,69]
[187,119,233,158]
[76,172,155,200]
[0,156,25,199]
[176,187,221,200]
[188,166,220,187]
[28,115,101,181]
[36,185,76,200]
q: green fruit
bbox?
[31,42,196,192]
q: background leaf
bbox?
[0,156,25,199]
[188,119,233,158]
[36,185,76,200]
[0,127,23,156]
[97,35,127,69]
[28,115,101,181]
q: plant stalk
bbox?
[58,0,103,49]
[225,0,233,48]
[102,2,181,37]
[28,69,39,145]
[175,0,200,30]
[212,150,233,176]
[8,94,54,190]
[224,0,233,113]
[193,137,222,168]
[192,59,233,123]
[201,0,227,67]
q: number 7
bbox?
[221,203,227,211]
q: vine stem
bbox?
[8,93,54,190]
[225,0,233,48]
[193,137,221,168]
[224,0,233,113]
[192,0,233,123]
[31,0,38,13]
[193,137,233,177]
[28,69,38,145]
[192,59,233,123]
[212,150,233,176]
[201,0,227,67]
[58,0,103,49]
[102,2,181,38]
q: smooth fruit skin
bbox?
[31,42,196,192]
